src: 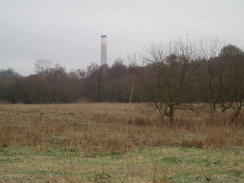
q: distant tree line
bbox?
[0,42,243,121]
[0,59,145,103]
[0,68,22,78]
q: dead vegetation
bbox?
[0,103,243,155]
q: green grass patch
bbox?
[87,172,113,183]
[0,146,39,157]
[159,156,183,164]
[0,145,243,182]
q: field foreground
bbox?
[0,103,243,182]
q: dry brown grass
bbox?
[0,103,243,155]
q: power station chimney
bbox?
[101,35,107,65]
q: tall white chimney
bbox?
[101,35,107,65]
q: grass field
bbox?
[0,103,243,182]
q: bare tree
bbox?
[34,59,52,75]
[219,45,244,122]
[132,40,199,124]
[84,63,99,102]
[199,57,230,112]
[198,43,244,122]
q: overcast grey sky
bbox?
[0,0,244,76]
